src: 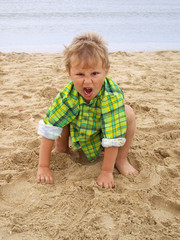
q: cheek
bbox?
[73,80,83,91]
[97,79,104,89]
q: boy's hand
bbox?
[37,166,54,184]
[96,171,115,188]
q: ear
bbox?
[106,65,110,75]
[66,68,70,76]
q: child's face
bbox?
[68,58,109,102]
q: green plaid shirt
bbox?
[44,77,127,161]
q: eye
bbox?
[76,73,84,76]
[92,72,99,76]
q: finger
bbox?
[112,182,115,188]
[96,180,103,188]
[107,182,114,188]
[40,176,45,183]
[111,180,115,188]
[49,176,54,184]
[37,175,41,183]
[108,183,112,189]
[103,182,109,189]
[45,176,50,184]
[45,176,54,184]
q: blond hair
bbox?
[63,32,109,72]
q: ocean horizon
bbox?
[0,0,180,52]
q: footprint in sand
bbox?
[0,171,37,205]
[149,195,180,223]
[93,213,117,238]
[156,163,180,178]
[0,170,16,185]
[154,147,170,159]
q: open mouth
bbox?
[83,87,93,97]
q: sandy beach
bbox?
[0,50,179,240]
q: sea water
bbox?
[0,0,180,52]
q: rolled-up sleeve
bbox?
[38,120,62,140]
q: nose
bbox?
[84,76,92,84]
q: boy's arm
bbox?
[37,137,54,184]
[96,147,118,188]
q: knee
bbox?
[125,104,136,125]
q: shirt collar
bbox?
[78,79,106,106]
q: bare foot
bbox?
[115,158,139,176]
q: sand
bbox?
[0,50,179,240]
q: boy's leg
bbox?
[115,105,139,176]
[52,124,70,153]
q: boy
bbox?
[37,32,138,188]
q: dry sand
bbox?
[0,50,180,240]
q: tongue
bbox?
[84,88,92,94]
